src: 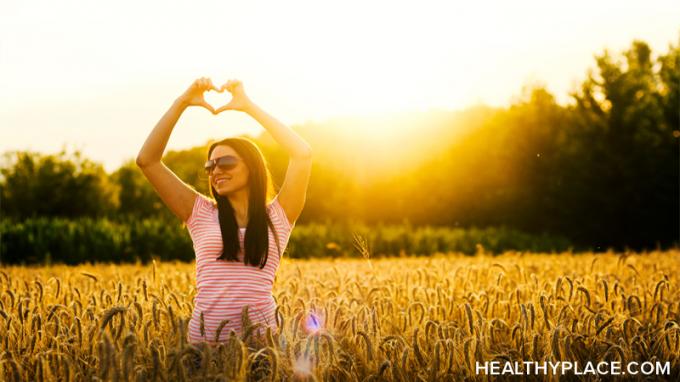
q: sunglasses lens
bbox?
[204,160,215,174]
[205,156,238,174]
[216,156,238,170]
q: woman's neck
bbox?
[227,188,250,227]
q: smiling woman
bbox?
[135,77,312,346]
[203,137,279,266]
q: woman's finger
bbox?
[207,78,218,92]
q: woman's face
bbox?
[209,145,249,195]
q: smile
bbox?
[214,176,232,186]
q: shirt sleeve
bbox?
[269,195,294,234]
[185,193,214,237]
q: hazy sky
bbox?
[1,0,678,171]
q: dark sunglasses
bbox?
[204,155,239,174]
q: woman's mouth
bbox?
[214,176,232,186]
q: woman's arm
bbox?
[217,79,312,224]
[136,77,217,222]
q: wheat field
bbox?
[0,249,678,381]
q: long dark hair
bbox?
[207,137,280,268]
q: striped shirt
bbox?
[185,193,294,344]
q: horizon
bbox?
[1,0,679,172]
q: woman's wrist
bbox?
[242,99,258,115]
[173,96,190,111]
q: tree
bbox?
[111,160,168,218]
[565,40,679,249]
[0,149,117,218]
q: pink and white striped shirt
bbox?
[185,193,294,344]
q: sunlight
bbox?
[1,0,678,170]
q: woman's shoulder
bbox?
[186,193,217,227]
[194,193,217,211]
[267,195,294,232]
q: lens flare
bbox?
[293,354,313,378]
[303,309,325,335]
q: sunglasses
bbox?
[204,155,239,174]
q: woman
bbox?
[136,77,312,347]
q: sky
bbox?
[1,0,678,171]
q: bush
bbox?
[0,218,573,265]
[0,217,193,265]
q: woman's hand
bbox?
[177,77,218,113]
[215,79,253,113]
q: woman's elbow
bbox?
[135,155,147,168]
[135,154,157,169]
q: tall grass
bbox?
[0,250,677,380]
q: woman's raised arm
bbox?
[136,77,217,222]
[216,79,312,225]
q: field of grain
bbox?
[1,250,679,381]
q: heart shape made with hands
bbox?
[203,89,233,113]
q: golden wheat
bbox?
[0,250,677,380]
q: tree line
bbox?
[2,39,678,252]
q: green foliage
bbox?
[0,149,117,218]
[1,38,678,253]
[0,218,573,265]
[374,39,680,250]
[559,39,679,248]
[110,159,167,218]
[287,222,573,259]
[0,217,193,265]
